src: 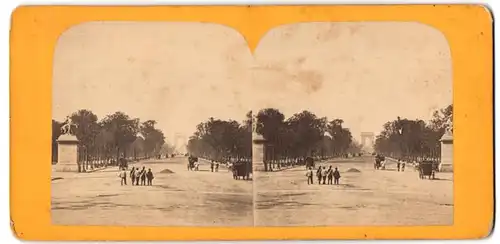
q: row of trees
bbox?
[52,110,170,170]
[255,108,362,162]
[374,104,453,161]
[186,111,252,161]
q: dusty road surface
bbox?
[52,157,253,226]
[254,156,453,226]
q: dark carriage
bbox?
[418,160,438,179]
[305,157,315,169]
[374,155,385,170]
[188,156,198,170]
[118,157,128,170]
[232,161,252,180]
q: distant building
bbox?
[360,132,375,153]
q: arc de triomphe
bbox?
[360,132,375,152]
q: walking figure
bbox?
[321,166,328,184]
[327,166,334,184]
[130,167,136,185]
[210,161,215,172]
[134,168,141,185]
[140,166,147,185]
[146,168,154,185]
[316,167,322,184]
[306,167,314,185]
[333,167,341,185]
[397,159,401,172]
[215,162,219,172]
[119,169,127,186]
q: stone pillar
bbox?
[439,130,453,172]
[252,133,266,172]
[55,134,79,172]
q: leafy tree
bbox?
[374,104,453,161]
[326,119,353,156]
[52,119,63,163]
[187,112,252,161]
[100,111,140,159]
[285,110,327,157]
[255,108,356,164]
[53,110,169,170]
[140,120,166,157]
[69,110,101,170]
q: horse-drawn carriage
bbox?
[232,161,251,180]
[187,156,198,171]
[305,156,315,169]
[374,154,385,170]
[118,157,128,170]
[417,160,438,179]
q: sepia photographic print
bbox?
[51,22,254,226]
[51,21,453,227]
[252,22,453,226]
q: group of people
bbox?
[306,166,341,185]
[118,166,154,186]
[210,160,220,172]
[396,159,406,172]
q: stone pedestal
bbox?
[439,131,453,172]
[252,133,266,172]
[55,134,79,172]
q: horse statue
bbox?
[61,116,77,135]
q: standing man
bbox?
[316,167,322,185]
[333,167,341,185]
[146,168,154,186]
[210,160,215,172]
[327,166,334,185]
[130,167,136,185]
[119,169,127,186]
[321,166,328,184]
[397,159,401,172]
[215,161,219,172]
[140,166,147,185]
[134,168,141,186]
[306,167,314,185]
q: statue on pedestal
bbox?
[445,117,453,134]
[55,116,80,172]
[61,116,78,135]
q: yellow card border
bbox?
[10,5,494,240]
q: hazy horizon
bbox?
[53,21,452,144]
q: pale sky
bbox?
[53,21,451,144]
[53,22,253,146]
[252,22,452,142]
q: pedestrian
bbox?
[327,165,334,185]
[210,160,214,172]
[146,168,154,186]
[333,167,341,185]
[134,167,141,185]
[130,167,136,185]
[401,161,406,172]
[215,161,219,172]
[306,167,314,185]
[321,166,328,184]
[119,169,127,186]
[316,167,322,184]
[140,166,147,185]
[397,159,401,172]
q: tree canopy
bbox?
[187,111,252,161]
[52,109,168,165]
[374,104,453,160]
[255,108,360,159]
